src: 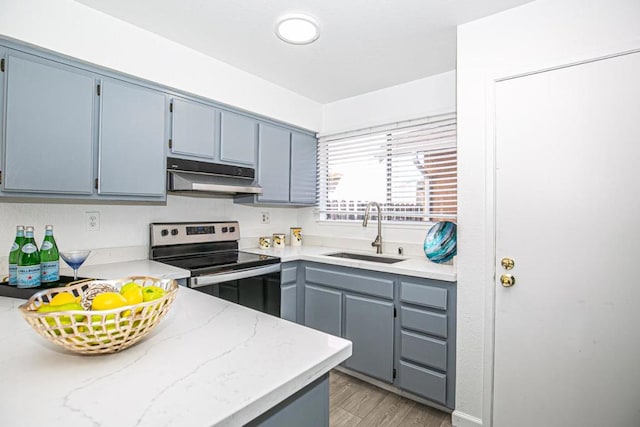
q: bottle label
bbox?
[8,264,18,286]
[41,261,60,283]
[17,265,41,288]
[41,241,54,251]
[21,243,37,254]
[10,242,19,252]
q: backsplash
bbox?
[1,197,444,276]
[0,195,299,269]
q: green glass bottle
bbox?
[8,225,25,286]
[40,225,60,284]
[17,226,41,288]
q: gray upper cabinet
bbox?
[170,97,217,160]
[98,79,166,198]
[258,123,291,203]
[3,52,95,194]
[236,126,317,206]
[220,110,257,166]
[0,38,315,203]
[290,132,317,204]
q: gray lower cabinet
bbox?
[98,78,166,198]
[246,374,329,427]
[3,51,95,194]
[398,278,456,408]
[303,263,396,384]
[304,284,342,337]
[299,261,456,409]
[170,97,217,160]
[281,263,298,322]
[219,110,257,166]
[343,294,394,383]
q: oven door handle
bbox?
[190,264,281,288]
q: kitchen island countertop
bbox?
[0,286,351,426]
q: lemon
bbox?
[91,292,127,311]
[49,292,79,306]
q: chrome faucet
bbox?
[362,201,383,254]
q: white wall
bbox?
[321,70,456,134]
[456,1,640,425]
[0,0,321,130]
[300,70,457,254]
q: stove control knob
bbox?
[171,228,179,236]
[161,229,169,237]
[229,226,236,233]
[221,227,228,233]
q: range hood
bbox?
[167,157,262,195]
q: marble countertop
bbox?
[0,288,351,426]
[66,259,191,281]
[244,246,456,282]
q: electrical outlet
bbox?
[261,212,270,224]
[85,211,100,231]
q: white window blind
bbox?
[316,112,457,223]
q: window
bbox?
[316,112,457,223]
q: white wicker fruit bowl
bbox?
[18,276,178,355]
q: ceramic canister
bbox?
[290,227,302,247]
[272,233,286,248]
[259,237,271,249]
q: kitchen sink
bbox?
[324,252,406,264]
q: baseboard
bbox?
[452,410,483,427]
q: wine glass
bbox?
[60,250,92,280]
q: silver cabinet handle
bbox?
[190,264,281,288]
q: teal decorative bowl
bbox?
[424,221,457,263]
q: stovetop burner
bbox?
[160,250,279,276]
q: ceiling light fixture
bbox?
[275,13,320,45]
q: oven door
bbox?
[188,264,281,317]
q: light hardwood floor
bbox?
[330,371,452,427]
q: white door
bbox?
[493,51,640,427]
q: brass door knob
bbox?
[501,257,515,270]
[500,274,516,287]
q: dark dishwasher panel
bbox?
[193,271,281,317]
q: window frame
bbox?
[315,113,457,225]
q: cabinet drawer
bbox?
[281,265,297,284]
[400,306,447,338]
[400,281,447,310]
[399,361,447,405]
[305,266,393,300]
[400,331,447,371]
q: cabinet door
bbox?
[3,53,94,194]
[220,110,257,166]
[304,284,342,336]
[258,123,291,202]
[281,284,297,322]
[344,294,394,383]
[98,79,166,197]
[170,98,217,160]
[290,132,317,204]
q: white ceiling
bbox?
[75,0,534,103]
